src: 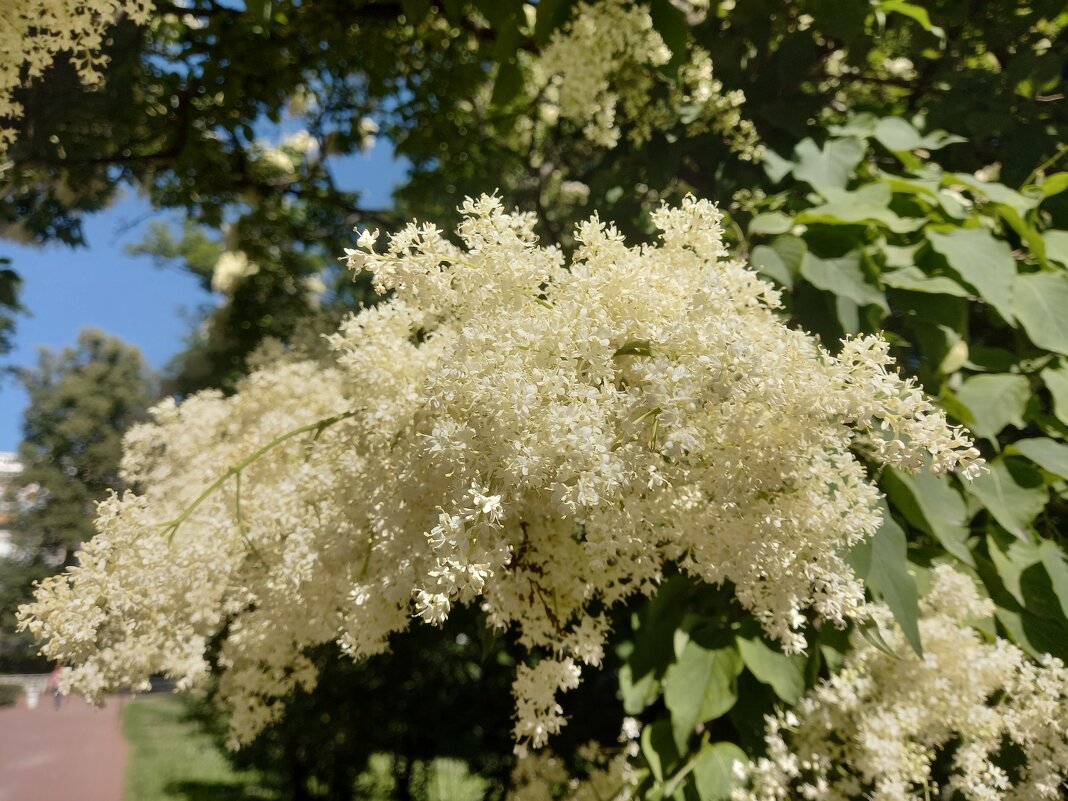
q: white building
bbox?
[0,452,22,558]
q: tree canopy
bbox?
[1,328,153,669]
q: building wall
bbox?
[0,452,22,558]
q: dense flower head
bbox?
[1,0,154,150]
[734,565,1068,801]
[534,0,761,159]
[21,195,980,749]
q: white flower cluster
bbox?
[535,0,761,159]
[211,249,259,294]
[735,566,1068,801]
[21,196,980,749]
[536,0,670,149]
[0,0,153,150]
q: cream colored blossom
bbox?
[0,0,153,150]
[20,196,980,750]
[211,250,259,294]
[734,565,1068,801]
[534,0,761,159]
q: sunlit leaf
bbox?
[882,469,973,565]
[955,373,1029,441]
[1014,271,1068,355]
[882,266,970,297]
[1041,364,1068,426]
[663,633,742,751]
[964,458,1047,540]
[798,185,924,233]
[876,0,945,37]
[736,635,806,703]
[873,118,963,152]
[927,228,1016,324]
[790,137,865,192]
[800,251,888,312]
[1009,438,1068,478]
[692,742,746,801]
[849,502,923,656]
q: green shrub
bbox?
[0,682,22,707]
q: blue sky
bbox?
[0,139,407,452]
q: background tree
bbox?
[0,328,154,668]
[4,1,1063,380]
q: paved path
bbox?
[0,693,128,801]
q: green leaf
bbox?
[1014,271,1068,355]
[882,469,973,566]
[1045,231,1068,267]
[857,617,901,659]
[761,150,793,184]
[1039,540,1068,621]
[642,720,681,783]
[877,173,968,218]
[882,241,922,269]
[797,184,924,233]
[966,346,1018,373]
[663,633,742,751]
[736,636,805,703]
[927,228,1016,324]
[939,384,974,422]
[882,266,970,297]
[829,113,877,138]
[1036,173,1068,198]
[791,137,865,192]
[620,662,661,714]
[955,373,1029,441]
[751,245,792,289]
[769,235,806,273]
[964,458,1047,539]
[877,171,940,198]
[1042,365,1068,426]
[800,251,888,312]
[976,550,1068,660]
[873,118,964,152]
[748,212,792,236]
[692,742,746,801]
[850,502,923,656]
[630,576,692,680]
[985,533,1066,622]
[999,205,1048,266]
[947,173,1040,215]
[1009,438,1068,478]
[875,0,945,37]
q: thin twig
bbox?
[159,409,356,542]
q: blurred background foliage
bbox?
[2,0,1066,799]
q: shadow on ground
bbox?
[164,781,273,801]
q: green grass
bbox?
[121,695,276,801]
[0,682,20,707]
[121,694,488,801]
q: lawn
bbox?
[121,694,276,801]
[121,694,488,801]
